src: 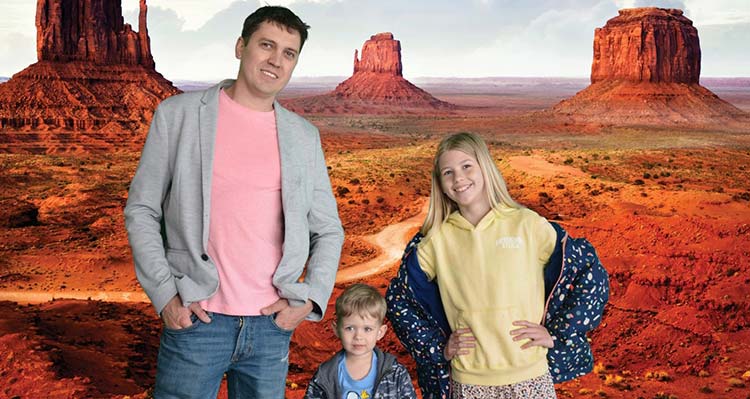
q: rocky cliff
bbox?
[0,0,179,152]
[591,8,700,84]
[283,32,454,114]
[553,7,746,126]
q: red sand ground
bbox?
[1,86,749,398]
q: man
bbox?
[124,6,344,398]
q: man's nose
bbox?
[268,51,282,67]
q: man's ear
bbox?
[377,323,387,341]
[235,37,244,59]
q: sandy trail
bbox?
[335,201,428,283]
[507,155,587,178]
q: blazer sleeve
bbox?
[303,129,345,319]
[123,105,178,315]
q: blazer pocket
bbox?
[165,248,190,277]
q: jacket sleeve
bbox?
[304,368,328,399]
[394,362,418,399]
[386,238,450,399]
[302,129,345,320]
[545,237,610,381]
[124,105,177,315]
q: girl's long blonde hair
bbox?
[420,132,522,237]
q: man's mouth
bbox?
[261,70,278,79]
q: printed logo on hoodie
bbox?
[496,236,523,249]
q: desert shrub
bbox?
[336,186,350,197]
[564,158,574,165]
[645,370,671,381]
[727,377,745,387]
[634,179,645,185]
[603,374,630,390]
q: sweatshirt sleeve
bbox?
[535,217,557,266]
[417,239,437,281]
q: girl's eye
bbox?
[443,170,452,176]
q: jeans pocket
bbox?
[268,314,294,334]
[163,313,202,334]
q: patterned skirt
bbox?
[451,372,557,399]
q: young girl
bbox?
[386,133,609,399]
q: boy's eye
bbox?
[284,50,297,59]
[364,327,373,332]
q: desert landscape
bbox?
[1,2,749,399]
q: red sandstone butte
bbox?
[283,32,454,114]
[553,8,746,125]
[0,0,180,153]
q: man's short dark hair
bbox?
[241,6,310,51]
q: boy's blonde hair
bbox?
[420,132,523,237]
[335,284,387,328]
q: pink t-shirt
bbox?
[199,89,283,315]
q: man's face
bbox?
[235,21,301,102]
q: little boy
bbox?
[305,283,417,399]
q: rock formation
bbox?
[0,0,180,152]
[283,32,454,114]
[553,8,746,125]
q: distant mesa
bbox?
[553,7,747,125]
[283,32,454,114]
[0,0,180,153]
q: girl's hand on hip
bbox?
[444,327,476,361]
[510,320,554,349]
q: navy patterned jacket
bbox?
[385,222,609,398]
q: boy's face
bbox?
[334,313,387,359]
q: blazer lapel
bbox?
[275,101,297,215]
[198,82,225,248]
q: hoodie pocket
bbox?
[454,307,546,372]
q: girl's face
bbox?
[438,149,489,214]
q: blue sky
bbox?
[1,0,748,80]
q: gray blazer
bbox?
[124,80,344,319]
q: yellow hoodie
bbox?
[417,206,556,386]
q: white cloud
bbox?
[122,0,240,31]
[684,0,750,25]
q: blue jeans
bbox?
[154,312,293,399]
